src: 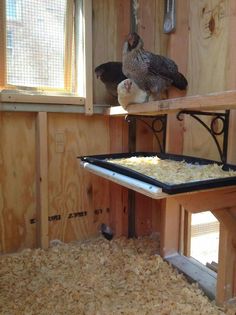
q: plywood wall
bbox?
[93,0,131,104]
[47,113,111,242]
[184,0,235,162]
[0,112,36,253]
[1,0,236,253]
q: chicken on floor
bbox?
[95,61,127,98]
[122,32,188,100]
[117,78,148,109]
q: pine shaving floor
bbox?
[0,237,235,315]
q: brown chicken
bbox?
[122,32,188,99]
[95,62,127,98]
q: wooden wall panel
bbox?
[132,0,169,237]
[109,116,129,236]
[47,114,110,242]
[184,0,230,161]
[227,0,236,164]
[0,112,36,253]
[92,0,131,105]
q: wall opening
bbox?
[190,211,219,271]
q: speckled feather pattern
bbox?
[122,34,187,95]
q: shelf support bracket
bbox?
[125,114,167,153]
[177,110,230,163]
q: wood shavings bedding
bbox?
[0,237,234,315]
[107,156,236,184]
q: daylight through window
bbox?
[6,0,69,90]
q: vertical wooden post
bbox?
[84,0,93,114]
[36,112,49,249]
[160,197,181,257]
[227,0,236,165]
[216,224,235,304]
[159,0,189,257]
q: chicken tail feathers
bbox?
[172,72,188,90]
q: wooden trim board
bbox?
[106,90,236,116]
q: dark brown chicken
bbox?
[122,32,188,98]
[95,61,127,98]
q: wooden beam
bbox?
[106,90,236,116]
[36,112,49,249]
[212,208,236,242]
[159,0,189,258]
[174,187,236,213]
[84,0,93,114]
[160,198,181,258]
[227,0,236,165]
[216,224,235,305]
[0,90,85,104]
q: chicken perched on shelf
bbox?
[95,61,127,98]
[122,32,188,99]
[117,78,148,109]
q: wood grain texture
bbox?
[216,224,235,304]
[35,112,49,249]
[84,0,93,114]
[109,116,129,236]
[166,0,189,155]
[0,112,36,253]
[160,198,181,258]
[174,187,236,213]
[106,89,236,116]
[132,1,170,237]
[184,0,230,160]
[92,0,130,105]
[226,0,236,164]
[47,113,110,242]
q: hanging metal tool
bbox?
[163,0,176,33]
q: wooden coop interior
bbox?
[1,0,236,309]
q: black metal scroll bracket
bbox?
[176,110,230,164]
[125,114,167,153]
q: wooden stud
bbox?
[227,0,236,165]
[216,223,235,305]
[160,197,181,258]
[109,116,129,237]
[36,112,49,249]
[157,0,189,258]
[212,208,236,243]
[174,187,236,214]
[84,0,93,114]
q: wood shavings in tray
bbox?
[0,237,234,315]
[107,156,236,184]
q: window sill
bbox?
[0,89,85,105]
[0,90,111,114]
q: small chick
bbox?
[95,62,127,98]
[117,78,148,109]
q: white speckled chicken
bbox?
[117,79,148,109]
[122,32,188,99]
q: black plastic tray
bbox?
[79,152,236,194]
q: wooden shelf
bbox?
[105,90,236,116]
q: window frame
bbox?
[0,0,93,114]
